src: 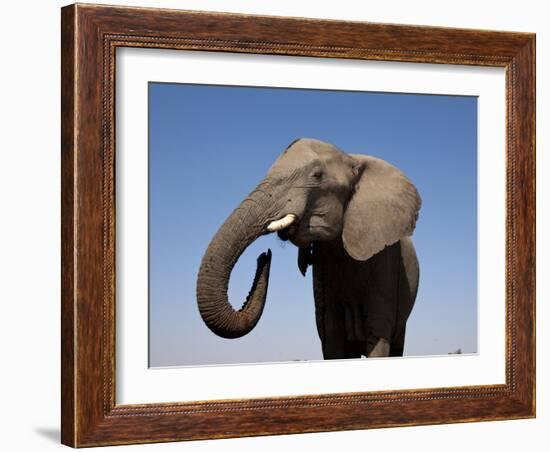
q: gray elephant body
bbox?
[310,237,418,359]
[196,138,421,359]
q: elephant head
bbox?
[196,138,421,339]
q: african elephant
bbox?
[196,138,421,359]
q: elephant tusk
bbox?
[267,214,297,232]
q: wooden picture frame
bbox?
[61,3,535,447]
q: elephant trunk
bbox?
[196,183,276,339]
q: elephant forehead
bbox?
[267,140,320,176]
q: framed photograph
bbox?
[61,3,535,447]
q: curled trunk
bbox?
[196,191,273,338]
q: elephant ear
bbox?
[342,154,421,261]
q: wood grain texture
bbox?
[60,5,76,446]
[60,3,536,447]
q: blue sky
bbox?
[148,82,477,367]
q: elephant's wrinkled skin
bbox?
[196,138,421,359]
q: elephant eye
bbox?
[311,169,323,181]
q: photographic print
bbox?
[61,5,535,445]
[148,83,477,367]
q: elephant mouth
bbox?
[276,222,299,241]
[277,222,312,249]
[265,213,299,242]
[276,217,331,248]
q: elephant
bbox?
[196,138,421,359]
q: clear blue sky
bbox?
[148,82,477,367]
